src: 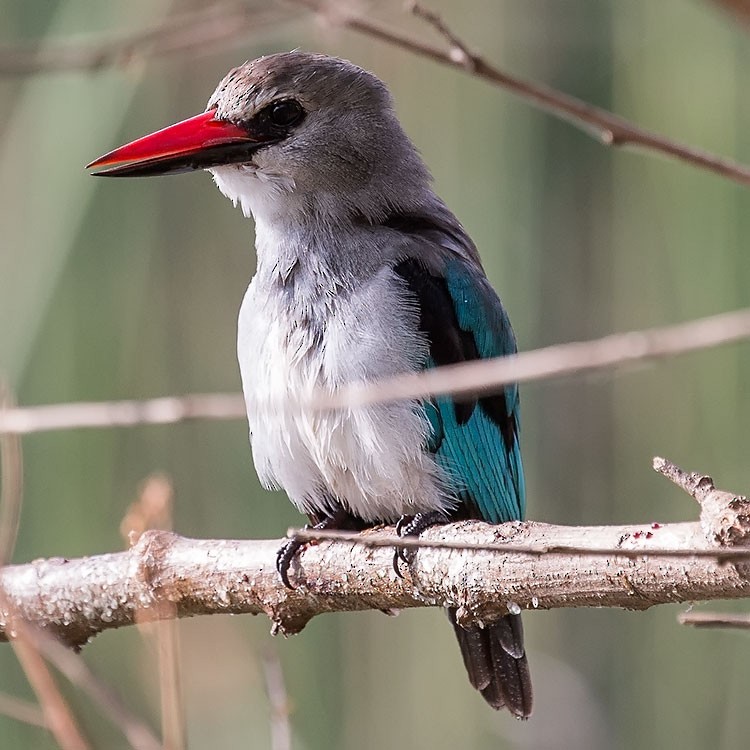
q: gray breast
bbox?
[236,262,452,522]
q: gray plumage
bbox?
[208,52,532,717]
[209,54,476,522]
[91,50,533,717]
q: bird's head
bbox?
[88,52,431,223]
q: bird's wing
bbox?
[394,256,525,523]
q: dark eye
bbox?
[268,99,304,128]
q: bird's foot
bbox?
[393,511,447,578]
[276,524,315,589]
[276,509,366,589]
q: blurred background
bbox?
[2,0,750,747]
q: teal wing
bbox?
[395,256,525,523]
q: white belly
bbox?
[236,268,450,523]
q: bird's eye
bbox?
[267,99,304,128]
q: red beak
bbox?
[87,110,264,177]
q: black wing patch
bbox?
[393,258,516,451]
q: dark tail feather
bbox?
[448,608,533,718]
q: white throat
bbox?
[209,164,296,222]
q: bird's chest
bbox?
[236,266,432,516]
[238,275,346,414]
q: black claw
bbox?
[392,515,413,578]
[393,511,447,577]
[276,537,302,589]
[392,549,405,578]
[276,523,317,589]
[275,509,368,588]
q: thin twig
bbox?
[126,479,186,750]
[261,647,292,750]
[0,384,23,564]
[286,527,750,560]
[652,457,718,505]
[0,388,87,748]
[678,611,750,629]
[121,473,175,545]
[0,691,48,729]
[409,1,474,68]
[318,306,750,410]
[10,622,92,750]
[155,617,185,750]
[0,439,162,750]
[2,307,750,435]
[293,0,750,186]
[34,633,163,750]
[2,0,748,185]
[0,392,245,435]
[0,2,296,75]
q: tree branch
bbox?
[0,2,296,75]
[292,0,750,186]
[2,306,750,435]
[4,1,749,186]
[1,459,749,648]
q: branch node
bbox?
[132,529,178,599]
[652,456,715,503]
[652,457,750,551]
[269,608,312,637]
[410,1,477,72]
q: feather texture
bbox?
[393,256,525,523]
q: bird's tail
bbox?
[448,608,533,718]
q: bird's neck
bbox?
[252,212,376,293]
[210,162,479,288]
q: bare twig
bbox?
[0,691,47,729]
[0,443,161,750]
[154,617,185,750]
[408,2,474,68]
[0,392,245,435]
[0,591,160,750]
[10,622,92,750]
[2,0,748,185]
[293,0,750,186]
[33,633,163,750]
[678,611,750,629]
[2,307,750,435]
[318,306,750,411]
[285,527,750,561]
[652,457,717,505]
[261,648,292,750]
[0,459,749,643]
[124,478,186,750]
[121,474,175,545]
[0,388,89,749]
[0,2,296,75]
[0,384,23,564]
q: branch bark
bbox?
[1,460,749,648]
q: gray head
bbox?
[206,52,433,224]
[89,52,434,226]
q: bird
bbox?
[87,51,532,718]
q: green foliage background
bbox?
[2,1,750,748]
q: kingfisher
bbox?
[88,51,532,717]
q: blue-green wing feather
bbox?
[395,257,525,523]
